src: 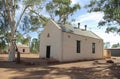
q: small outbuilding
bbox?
[40,19,103,62]
[104,48,120,57]
[17,45,30,53]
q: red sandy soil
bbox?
[0,54,120,79]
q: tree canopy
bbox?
[30,38,40,53]
[86,0,120,24]
[0,0,49,61]
[46,0,80,24]
[0,0,81,61]
[85,0,120,33]
[112,43,120,48]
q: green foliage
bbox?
[112,43,120,48]
[0,0,9,52]
[105,25,120,34]
[21,37,31,45]
[86,0,120,34]
[0,0,49,61]
[30,38,40,53]
[24,0,45,6]
[104,42,110,48]
[46,0,80,23]
[0,37,7,53]
[30,15,49,27]
[21,0,49,33]
[105,27,118,33]
[15,31,31,45]
[86,0,120,24]
[0,0,48,47]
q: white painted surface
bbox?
[17,45,30,53]
[40,20,62,61]
[62,32,103,62]
[40,19,103,62]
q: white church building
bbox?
[40,19,103,62]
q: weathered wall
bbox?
[62,32,103,62]
[40,20,62,61]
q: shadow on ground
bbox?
[6,65,120,79]
[0,54,120,79]
[0,60,120,79]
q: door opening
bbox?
[46,46,51,58]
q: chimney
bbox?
[78,23,80,29]
[85,25,87,30]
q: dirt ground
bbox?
[0,54,120,79]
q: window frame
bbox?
[76,40,81,53]
[92,43,95,54]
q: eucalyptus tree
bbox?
[112,43,120,48]
[15,32,31,45]
[30,38,40,53]
[1,0,48,61]
[85,0,120,33]
[46,0,80,24]
[0,37,6,53]
[0,0,9,53]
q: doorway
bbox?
[23,49,25,52]
[46,46,51,58]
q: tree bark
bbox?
[4,0,41,61]
[4,0,15,61]
[4,0,29,61]
[15,47,21,64]
[8,41,16,61]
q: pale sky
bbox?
[70,0,120,46]
[18,0,120,46]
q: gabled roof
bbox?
[59,23,102,39]
[48,19,102,40]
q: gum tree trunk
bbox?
[8,41,16,61]
[4,0,26,61]
[8,21,16,61]
[4,0,16,61]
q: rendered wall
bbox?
[62,32,103,62]
[40,20,62,61]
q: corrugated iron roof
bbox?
[48,19,102,39]
[59,24,102,39]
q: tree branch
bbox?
[28,8,47,22]
[15,5,31,28]
[4,0,11,24]
[0,12,4,17]
[12,0,16,20]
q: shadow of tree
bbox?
[0,56,120,79]
[4,63,120,79]
[108,64,120,78]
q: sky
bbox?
[18,0,120,47]
[69,0,120,46]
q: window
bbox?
[76,40,81,53]
[23,49,25,52]
[47,33,50,38]
[92,43,95,54]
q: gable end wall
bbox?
[40,20,62,61]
